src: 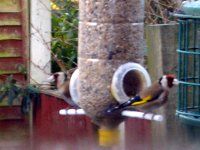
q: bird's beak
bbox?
[46,75,55,82]
[173,78,179,85]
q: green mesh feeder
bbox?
[175,1,200,125]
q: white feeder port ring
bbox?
[111,62,151,103]
[69,69,79,104]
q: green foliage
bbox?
[0,75,40,114]
[51,0,78,72]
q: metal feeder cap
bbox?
[182,0,200,16]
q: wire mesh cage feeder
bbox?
[175,1,200,125]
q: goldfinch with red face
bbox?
[47,72,70,96]
[47,71,77,106]
[107,74,179,113]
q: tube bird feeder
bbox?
[77,0,151,119]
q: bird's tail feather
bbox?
[106,96,141,114]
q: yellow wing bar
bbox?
[132,95,152,106]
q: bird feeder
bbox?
[77,0,151,119]
[175,1,200,125]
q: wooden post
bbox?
[30,0,51,84]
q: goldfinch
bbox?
[107,74,179,113]
[47,69,77,106]
[47,72,70,97]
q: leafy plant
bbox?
[0,75,40,114]
[51,0,78,72]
